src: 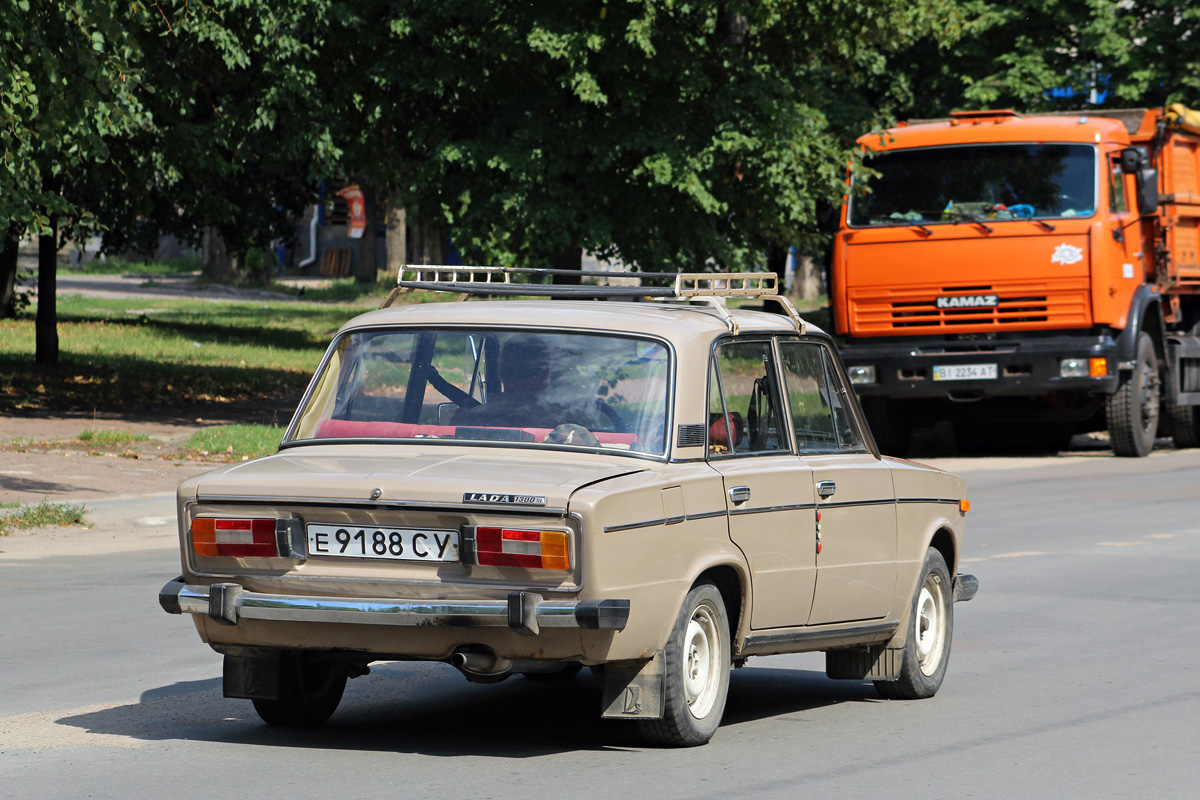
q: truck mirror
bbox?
[1135,168,1159,215]
[1119,147,1143,174]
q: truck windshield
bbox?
[848,143,1096,227]
[286,328,671,457]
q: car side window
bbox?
[779,341,865,453]
[708,340,786,455]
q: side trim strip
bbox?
[602,497,961,532]
[819,498,895,509]
[604,508,728,533]
[730,502,817,517]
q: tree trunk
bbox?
[797,253,825,300]
[410,216,444,265]
[261,244,276,287]
[0,232,18,319]
[355,185,379,284]
[203,227,238,283]
[385,202,407,278]
[551,246,582,286]
[36,220,59,366]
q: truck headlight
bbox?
[1059,358,1088,378]
[1060,358,1107,378]
[847,365,876,385]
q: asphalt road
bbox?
[2,450,1199,799]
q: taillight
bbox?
[191,518,279,558]
[475,527,571,570]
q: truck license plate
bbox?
[932,363,998,381]
[306,524,460,562]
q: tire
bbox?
[641,582,731,747]
[859,396,912,457]
[875,548,952,700]
[251,651,347,727]
[1163,402,1200,449]
[1107,331,1161,457]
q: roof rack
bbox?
[380,265,805,334]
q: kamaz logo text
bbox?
[936,294,999,309]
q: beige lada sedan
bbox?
[159,269,977,747]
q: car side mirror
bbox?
[1119,146,1146,175]
[1135,168,1159,215]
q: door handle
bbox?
[729,486,751,505]
[817,480,836,499]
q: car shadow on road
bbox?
[54,662,872,754]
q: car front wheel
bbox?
[875,548,953,699]
[641,581,731,747]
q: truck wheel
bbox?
[859,396,912,456]
[1107,332,1161,457]
[252,651,347,727]
[1163,403,1200,449]
[641,582,731,747]
[875,548,952,700]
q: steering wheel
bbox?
[595,400,626,432]
[416,363,480,409]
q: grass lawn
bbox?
[184,424,285,460]
[78,428,151,446]
[65,255,205,275]
[0,294,380,414]
[0,500,88,535]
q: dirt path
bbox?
[0,406,281,507]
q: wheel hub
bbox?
[914,574,947,676]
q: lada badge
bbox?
[463,492,548,507]
[936,294,999,309]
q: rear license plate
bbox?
[932,363,998,381]
[306,524,460,562]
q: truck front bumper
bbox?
[842,333,1121,400]
[158,577,630,636]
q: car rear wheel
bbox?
[875,548,952,700]
[252,651,347,727]
[641,582,731,747]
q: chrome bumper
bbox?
[158,577,630,636]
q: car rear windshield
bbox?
[286,328,671,457]
[848,143,1097,227]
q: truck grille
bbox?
[849,279,1091,334]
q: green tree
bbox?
[1,0,150,360]
[870,0,1200,119]
[76,1,334,282]
[314,1,963,276]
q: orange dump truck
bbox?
[833,106,1200,456]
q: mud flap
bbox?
[223,651,281,700]
[600,652,664,719]
[826,646,903,681]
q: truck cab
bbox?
[833,108,1200,456]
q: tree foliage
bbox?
[313,1,962,271]
[866,0,1200,119]
[1,0,150,238]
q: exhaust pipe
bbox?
[451,649,513,676]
